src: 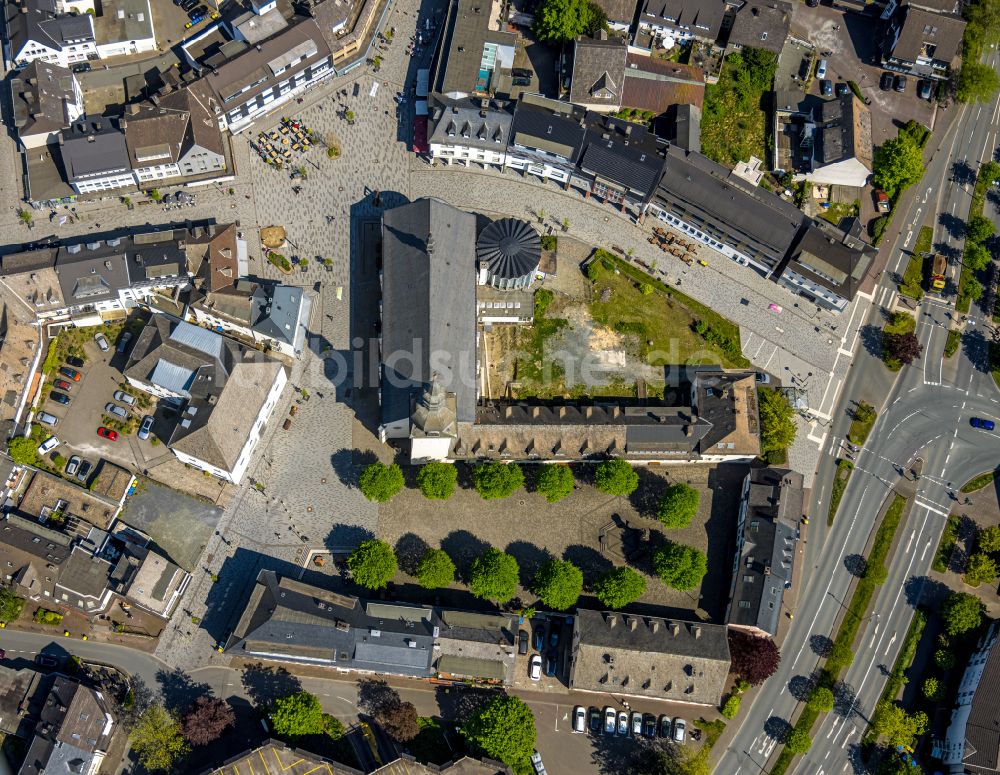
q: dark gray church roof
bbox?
[476,218,541,281]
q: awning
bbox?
[436,655,505,681]
[413,116,428,154]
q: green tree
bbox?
[657,483,700,529]
[532,0,606,44]
[942,591,984,635]
[358,462,404,502]
[964,242,992,271]
[131,705,189,772]
[593,459,639,496]
[532,559,583,611]
[827,640,854,669]
[807,686,835,713]
[870,702,928,748]
[922,677,944,701]
[473,462,525,500]
[957,61,1000,103]
[964,552,998,586]
[873,133,924,198]
[978,525,1000,553]
[652,542,708,591]
[469,548,520,603]
[785,728,812,755]
[0,588,24,623]
[721,695,741,719]
[966,213,996,244]
[416,548,456,589]
[461,694,537,772]
[270,692,326,739]
[934,648,956,669]
[416,462,457,500]
[535,464,575,503]
[347,539,398,590]
[593,566,647,608]
[8,436,41,466]
[758,388,797,455]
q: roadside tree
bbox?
[870,702,928,748]
[347,540,398,590]
[181,697,235,746]
[473,462,525,500]
[728,630,781,685]
[532,0,606,44]
[758,388,797,456]
[416,462,457,500]
[964,552,998,586]
[416,548,456,589]
[942,591,984,636]
[957,61,1000,103]
[469,548,520,603]
[978,525,1000,553]
[535,464,575,502]
[785,728,812,755]
[657,483,700,529]
[270,691,326,739]
[593,459,639,496]
[131,704,189,772]
[462,694,537,772]
[652,542,707,591]
[873,134,923,198]
[532,559,583,611]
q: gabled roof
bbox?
[891,5,965,65]
[59,117,130,182]
[6,0,94,58]
[579,112,666,196]
[621,54,705,113]
[569,35,628,107]
[590,0,639,23]
[640,0,727,37]
[726,0,792,54]
[509,94,587,161]
[9,60,79,138]
[250,284,306,345]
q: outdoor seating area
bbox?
[649,226,698,265]
[250,117,316,169]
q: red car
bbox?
[97,427,119,441]
[54,379,72,391]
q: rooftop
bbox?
[5,0,95,57]
[509,94,587,162]
[891,5,965,65]
[580,112,666,197]
[59,117,130,183]
[427,93,515,152]
[92,0,154,44]
[590,0,639,23]
[726,0,792,54]
[621,54,705,113]
[9,60,79,139]
[431,0,517,97]
[16,468,120,530]
[569,34,628,108]
[639,0,727,38]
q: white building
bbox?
[9,59,83,149]
[426,94,513,169]
[5,0,97,68]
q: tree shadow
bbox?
[938,211,966,240]
[764,716,793,742]
[904,574,952,608]
[240,662,302,710]
[788,673,818,702]
[832,681,860,719]
[395,532,430,576]
[324,523,375,553]
[859,324,883,358]
[156,668,212,716]
[505,540,553,589]
[358,677,399,716]
[433,685,499,722]
[628,467,670,517]
[441,530,491,582]
[810,634,834,658]
[952,159,977,187]
[563,544,614,589]
[330,448,379,488]
[961,328,990,373]
[844,553,868,578]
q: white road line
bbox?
[885,631,898,655]
[914,498,950,517]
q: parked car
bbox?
[604,707,617,735]
[113,390,138,407]
[65,455,81,476]
[94,333,109,351]
[545,651,558,676]
[589,707,602,735]
[630,712,643,737]
[820,79,833,97]
[893,74,907,93]
[533,627,544,652]
[116,332,133,354]
[71,62,91,74]
[59,367,81,382]
[530,751,547,775]
[617,711,628,735]
[37,436,59,455]
[138,415,154,440]
[49,391,71,405]
[659,715,672,739]
[880,71,894,91]
[806,0,818,7]
[54,379,72,391]
[529,654,542,681]
[919,79,933,100]
[549,626,560,647]
[97,427,119,441]
[105,403,128,419]
[66,356,84,367]
[36,411,58,426]
[875,189,891,212]
[573,706,586,733]
[971,417,996,430]
[76,459,93,483]
[643,714,657,738]
[673,718,687,743]
[835,81,850,96]
[816,59,827,78]
[518,629,529,654]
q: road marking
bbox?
[885,631,897,655]
[921,536,932,561]
[914,498,950,517]
[841,727,856,749]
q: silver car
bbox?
[113,390,137,407]
[105,403,128,419]
[65,455,81,476]
[94,333,109,352]
[138,415,154,440]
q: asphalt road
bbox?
[719,45,1000,775]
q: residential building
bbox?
[569,33,628,112]
[57,117,133,195]
[0,665,46,738]
[10,466,128,530]
[568,609,731,705]
[124,315,288,482]
[620,54,705,117]
[577,111,666,214]
[5,0,97,68]
[19,676,114,775]
[726,467,804,637]
[590,0,639,31]
[882,4,965,80]
[122,87,227,184]
[502,94,587,185]
[9,61,83,150]
[934,621,1000,774]
[90,0,156,59]
[801,93,873,187]
[205,740,513,775]
[226,570,519,684]
[379,198,478,442]
[427,93,514,169]
[776,220,873,310]
[430,0,517,98]
[184,222,247,293]
[0,225,196,323]
[637,0,727,45]
[723,0,791,55]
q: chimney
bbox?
[650,620,659,633]
[607,613,617,628]
[628,617,637,631]
[692,625,702,639]
[119,119,127,129]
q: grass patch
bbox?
[695,718,726,751]
[508,288,569,389]
[961,470,999,493]
[406,717,453,766]
[956,165,995,313]
[267,251,291,272]
[932,512,962,573]
[820,200,860,226]
[991,342,1000,388]
[828,459,854,526]
[944,329,961,358]
[33,608,63,626]
[914,225,933,254]
[899,255,925,301]
[701,48,777,167]
[848,402,877,446]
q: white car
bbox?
[816,58,828,78]
[37,436,59,455]
[113,390,138,407]
[94,333,109,352]
[65,455,81,476]
[572,706,585,733]
[530,751,547,775]
[673,718,687,743]
[603,707,617,734]
[529,654,542,681]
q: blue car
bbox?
[533,628,544,652]
[971,417,996,431]
[49,391,71,405]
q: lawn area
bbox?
[701,48,777,167]
[882,311,916,371]
[932,512,962,573]
[848,402,877,446]
[507,288,568,387]
[914,225,933,254]
[961,470,998,493]
[827,459,854,525]
[820,200,860,226]
[899,255,925,301]
[945,329,961,358]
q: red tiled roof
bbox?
[621,54,705,113]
